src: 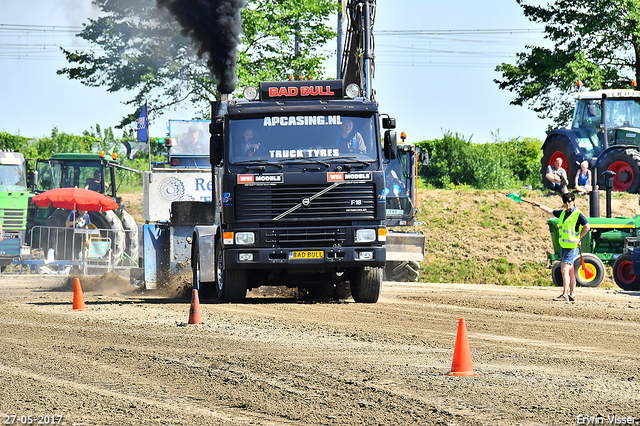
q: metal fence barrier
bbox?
[17,226,139,275]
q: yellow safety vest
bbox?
[558,209,582,249]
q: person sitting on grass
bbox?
[574,161,592,195]
[545,157,569,194]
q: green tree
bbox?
[495,0,640,128]
[417,133,542,190]
[58,0,338,128]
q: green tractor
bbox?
[28,153,140,265]
[541,88,640,192]
[546,174,640,290]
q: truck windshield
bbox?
[228,115,378,164]
[0,164,27,189]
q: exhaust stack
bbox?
[157,0,244,94]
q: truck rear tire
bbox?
[352,266,382,303]
[192,241,215,297]
[540,134,581,190]
[215,242,247,303]
[573,253,605,287]
[612,253,640,291]
[384,260,420,282]
[596,148,640,193]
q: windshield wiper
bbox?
[279,158,330,167]
[326,156,372,166]
[233,159,283,168]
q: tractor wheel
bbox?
[88,211,125,266]
[44,209,74,260]
[551,261,563,286]
[352,266,382,303]
[573,253,605,287]
[215,241,247,303]
[612,253,640,291]
[540,134,582,190]
[119,210,139,265]
[596,148,640,193]
[384,260,420,282]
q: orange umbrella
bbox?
[31,187,118,212]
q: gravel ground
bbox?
[0,274,639,425]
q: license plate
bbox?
[289,250,324,260]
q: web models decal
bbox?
[327,172,372,183]
[237,174,284,186]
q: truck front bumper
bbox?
[224,246,386,269]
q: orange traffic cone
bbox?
[72,278,90,311]
[446,318,479,376]
[187,289,202,326]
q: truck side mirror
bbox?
[382,117,396,129]
[384,130,397,160]
[420,151,429,166]
[29,170,38,192]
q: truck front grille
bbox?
[1,209,27,228]
[235,183,376,222]
[265,227,347,248]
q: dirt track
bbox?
[0,274,639,426]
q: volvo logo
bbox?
[302,198,311,206]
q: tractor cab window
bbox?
[36,161,62,192]
[61,162,104,193]
[606,99,640,128]
[573,100,602,129]
[228,115,378,164]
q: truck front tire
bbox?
[192,241,215,297]
[215,242,247,303]
[352,266,382,303]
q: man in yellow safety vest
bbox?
[532,192,590,302]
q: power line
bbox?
[0,23,83,32]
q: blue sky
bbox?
[1,0,552,144]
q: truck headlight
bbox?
[235,232,255,245]
[356,229,376,243]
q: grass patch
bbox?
[420,257,552,287]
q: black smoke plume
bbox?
[157,0,245,94]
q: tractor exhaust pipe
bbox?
[602,93,608,150]
[589,164,600,218]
